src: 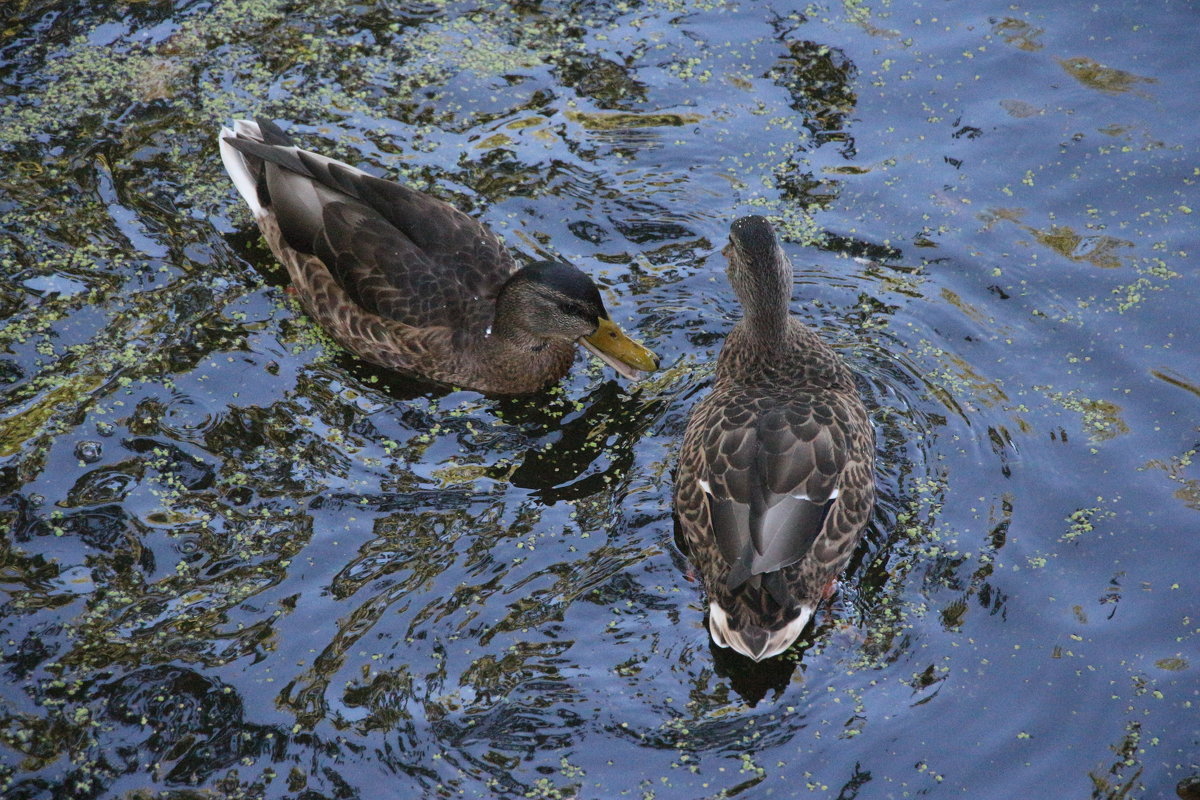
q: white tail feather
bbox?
[707,602,814,662]
[218,121,265,218]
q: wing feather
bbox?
[701,390,851,594]
[227,123,517,333]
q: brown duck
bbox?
[218,119,657,395]
[674,216,875,661]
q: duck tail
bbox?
[218,119,268,218]
[707,601,814,662]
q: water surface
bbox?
[1,0,1197,797]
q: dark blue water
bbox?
[1,1,1197,797]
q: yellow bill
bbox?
[579,317,658,381]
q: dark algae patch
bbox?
[1,0,1198,798]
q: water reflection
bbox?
[501,380,667,501]
[708,639,798,706]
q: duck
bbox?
[217,119,658,395]
[673,216,875,661]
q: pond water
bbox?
[1,0,1197,798]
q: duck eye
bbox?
[558,301,583,317]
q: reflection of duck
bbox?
[218,119,657,395]
[674,216,875,661]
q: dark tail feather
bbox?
[256,118,296,147]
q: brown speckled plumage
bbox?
[674,216,875,661]
[218,119,656,395]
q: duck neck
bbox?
[739,281,791,348]
[488,309,540,352]
[473,321,575,393]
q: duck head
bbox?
[722,215,792,321]
[495,261,659,380]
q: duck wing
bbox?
[225,120,517,333]
[696,389,851,606]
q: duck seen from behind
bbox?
[218,119,658,395]
[674,216,876,661]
